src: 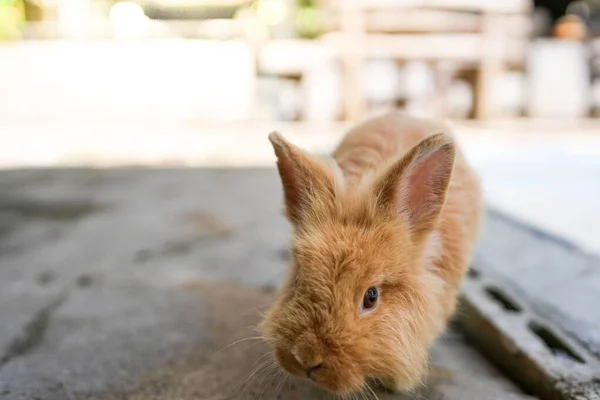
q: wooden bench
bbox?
[322,0,533,120]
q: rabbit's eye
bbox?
[362,287,378,310]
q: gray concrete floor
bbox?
[0,168,536,400]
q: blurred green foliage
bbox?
[295,0,324,39]
[0,0,24,40]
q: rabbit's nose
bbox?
[291,345,324,378]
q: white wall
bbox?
[0,40,256,123]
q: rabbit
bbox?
[259,111,482,395]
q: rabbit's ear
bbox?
[268,132,335,226]
[372,133,455,240]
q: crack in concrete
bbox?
[0,292,67,369]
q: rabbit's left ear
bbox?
[372,133,455,240]
[268,132,335,226]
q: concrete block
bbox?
[477,210,600,330]
[458,267,600,400]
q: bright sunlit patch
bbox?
[109,1,150,39]
[256,0,287,26]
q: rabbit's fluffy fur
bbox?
[259,112,482,395]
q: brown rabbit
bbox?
[259,112,482,395]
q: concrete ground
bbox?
[0,168,539,400]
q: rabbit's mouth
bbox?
[273,346,365,394]
[308,367,365,395]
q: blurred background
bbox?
[3,0,600,121]
[1,0,599,253]
[4,0,600,122]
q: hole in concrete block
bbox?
[485,286,522,313]
[529,322,585,364]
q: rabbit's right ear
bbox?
[372,133,455,241]
[268,132,335,225]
